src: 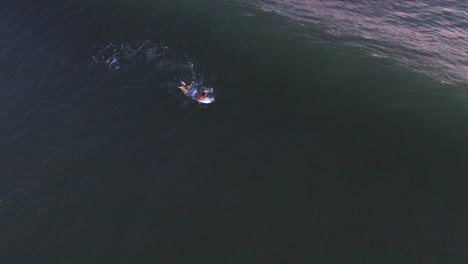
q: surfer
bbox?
[178,81,209,101]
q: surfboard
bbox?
[196,97,215,104]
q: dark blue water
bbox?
[1,0,467,263]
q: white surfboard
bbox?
[196,97,215,104]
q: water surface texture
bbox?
[0,0,466,263]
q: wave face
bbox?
[0,0,466,263]
[251,0,468,84]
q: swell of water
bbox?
[0,0,466,263]
[252,0,468,84]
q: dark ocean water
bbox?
[0,0,467,263]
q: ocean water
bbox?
[0,0,466,263]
